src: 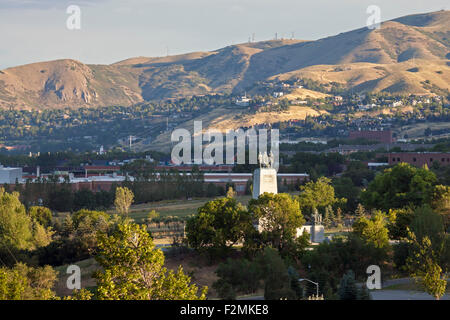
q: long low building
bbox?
[388,152,450,167]
[202,173,309,194]
[66,172,309,195]
[0,166,23,184]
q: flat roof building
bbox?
[0,166,22,184]
[388,152,450,167]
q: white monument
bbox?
[252,151,278,199]
[297,209,325,243]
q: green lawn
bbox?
[121,195,254,223]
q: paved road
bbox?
[371,290,450,300]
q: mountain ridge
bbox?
[0,10,449,110]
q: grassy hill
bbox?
[0,10,449,110]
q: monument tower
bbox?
[252,151,278,199]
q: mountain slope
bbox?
[0,11,449,110]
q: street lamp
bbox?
[298,278,319,298]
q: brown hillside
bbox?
[0,11,448,109]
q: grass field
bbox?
[383,281,450,293]
[111,194,254,223]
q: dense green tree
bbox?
[387,207,414,240]
[114,187,134,216]
[248,193,307,256]
[94,222,207,300]
[406,232,447,300]
[0,263,58,300]
[0,189,53,252]
[213,258,262,299]
[186,197,251,254]
[28,206,52,227]
[361,163,437,211]
[352,211,390,248]
[257,247,296,300]
[337,270,358,300]
[301,234,389,297]
[430,185,450,229]
[47,187,74,212]
[332,177,360,211]
[410,205,445,248]
[298,177,344,217]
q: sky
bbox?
[0,0,448,69]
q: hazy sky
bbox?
[0,0,448,69]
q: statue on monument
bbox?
[312,208,322,225]
[258,151,275,169]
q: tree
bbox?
[387,207,414,240]
[146,210,160,223]
[410,205,445,247]
[352,211,389,249]
[338,270,371,300]
[0,263,58,300]
[430,185,450,229]
[355,204,367,219]
[0,188,52,252]
[226,187,237,199]
[213,258,262,299]
[338,270,358,300]
[334,207,343,228]
[0,189,34,251]
[248,193,306,255]
[186,197,251,254]
[298,177,343,217]
[114,187,134,216]
[332,177,360,211]
[28,206,52,227]
[323,205,334,228]
[301,234,389,297]
[406,232,447,300]
[47,187,74,212]
[257,247,296,300]
[361,163,437,211]
[94,222,207,300]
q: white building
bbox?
[0,166,23,184]
[235,96,251,107]
[273,92,284,98]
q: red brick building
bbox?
[388,152,450,167]
[349,129,394,144]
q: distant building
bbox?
[235,96,251,107]
[388,152,450,167]
[0,166,22,184]
[349,129,394,144]
[273,92,284,98]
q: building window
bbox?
[442,158,445,162]
[397,158,400,162]
[413,158,417,162]
[392,158,395,162]
[430,158,433,162]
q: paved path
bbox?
[371,290,449,300]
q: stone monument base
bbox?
[296,225,325,243]
[252,168,278,199]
